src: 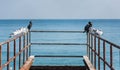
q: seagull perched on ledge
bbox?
[90,28,103,36]
[9,27,28,37]
[9,21,32,37]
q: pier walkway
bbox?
[0,28,120,70]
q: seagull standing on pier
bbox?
[27,21,32,30]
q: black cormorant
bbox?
[84,21,92,33]
[27,21,32,30]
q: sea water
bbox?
[0,19,120,70]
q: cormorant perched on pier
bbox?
[27,21,32,30]
[84,21,92,33]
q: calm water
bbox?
[0,19,120,70]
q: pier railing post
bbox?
[110,44,113,70]
[98,38,100,70]
[103,41,106,70]
[14,39,16,70]
[87,33,89,57]
[23,35,25,64]
[0,45,2,68]
[26,32,29,60]
[94,36,96,69]
[29,30,31,56]
[87,33,90,59]
[7,42,10,70]
[91,34,93,64]
[19,37,21,69]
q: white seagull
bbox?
[10,27,28,37]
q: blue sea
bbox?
[0,19,120,70]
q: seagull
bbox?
[90,28,103,36]
[9,27,28,37]
[27,21,32,30]
[95,29,103,36]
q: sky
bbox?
[0,0,120,19]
